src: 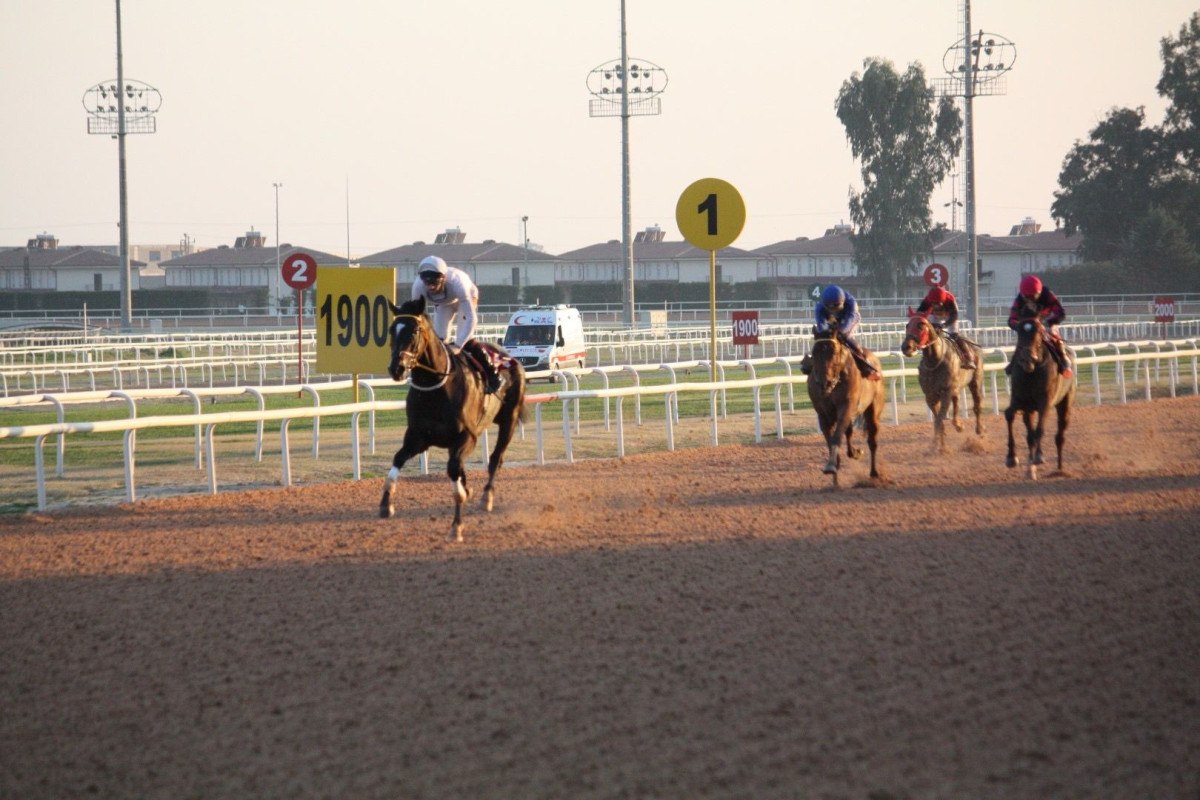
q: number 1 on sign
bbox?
[697,193,718,236]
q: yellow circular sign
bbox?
[675,178,746,250]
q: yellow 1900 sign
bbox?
[675,178,746,250]
[315,267,397,375]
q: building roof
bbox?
[557,240,759,261]
[357,240,558,266]
[160,244,345,267]
[753,232,855,257]
[0,245,146,269]
[933,229,1082,255]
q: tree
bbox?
[1158,12,1200,167]
[1051,11,1200,268]
[1123,207,1200,291]
[1157,12,1200,251]
[1050,107,1166,261]
[835,58,962,298]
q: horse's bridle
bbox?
[902,316,932,356]
[811,336,848,392]
[1012,319,1045,373]
[390,314,453,389]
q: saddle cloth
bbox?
[464,340,517,375]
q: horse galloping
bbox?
[805,330,885,486]
[1004,317,1075,479]
[900,311,984,453]
[380,297,527,541]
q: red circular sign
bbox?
[923,263,948,287]
[281,253,317,290]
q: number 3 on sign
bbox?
[676,178,746,250]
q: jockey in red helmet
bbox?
[1007,274,1071,378]
[916,285,975,369]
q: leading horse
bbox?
[805,329,884,486]
[380,297,526,541]
[900,311,984,453]
[1004,317,1075,479]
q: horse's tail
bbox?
[510,362,529,423]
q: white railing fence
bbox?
[1,340,1197,512]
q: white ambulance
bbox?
[501,305,587,372]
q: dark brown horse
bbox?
[1004,317,1075,479]
[900,311,984,453]
[806,330,884,486]
[380,297,526,541]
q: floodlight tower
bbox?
[587,0,667,327]
[935,0,1015,325]
[82,0,160,332]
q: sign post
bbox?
[281,252,317,386]
[1153,296,1176,339]
[731,310,759,358]
[676,178,746,381]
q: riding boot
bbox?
[957,343,976,370]
[853,352,882,381]
[1054,346,1073,379]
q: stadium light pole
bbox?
[587,1,667,327]
[273,182,283,316]
[935,0,1014,325]
[521,215,529,305]
[82,0,159,332]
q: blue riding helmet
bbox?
[820,285,846,308]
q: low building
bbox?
[357,227,559,304]
[752,224,865,305]
[0,233,147,292]
[159,231,344,310]
[556,225,761,304]
[933,219,1083,301]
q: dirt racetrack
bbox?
[2,396,1199,799]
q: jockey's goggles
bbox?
[419,272,444,286]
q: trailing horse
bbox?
[805,329,884,486]
[900,310,984,453]
[1004,317,1075,479]
[379,297,527,541]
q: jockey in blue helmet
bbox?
[803,285,881,380]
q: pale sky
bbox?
[1,0,1193,258]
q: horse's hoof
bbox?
[450,523,464,543]
[822,463,838,475]
[482,489,494,513]
[1032,453,1045,466]
[1006,456,1018,469]
[379,505,394,519]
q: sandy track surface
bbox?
[2,396,1199,799]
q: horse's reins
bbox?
[392,314,454,390]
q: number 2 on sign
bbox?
[289,258,309,282]
[697,193,718,236]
